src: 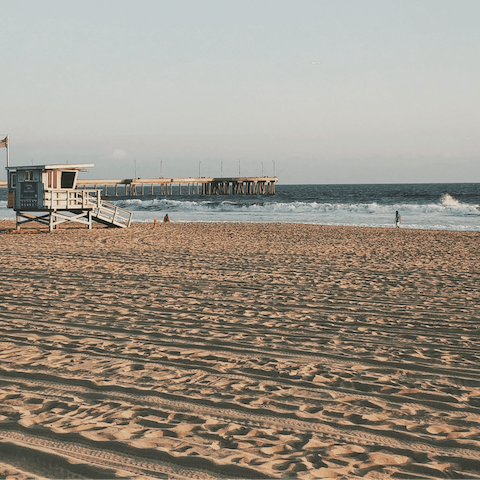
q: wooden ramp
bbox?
[90,199,132,228]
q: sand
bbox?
[0,220,479,479]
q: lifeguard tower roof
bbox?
[6,163,94,172]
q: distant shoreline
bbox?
[1,219,478,235]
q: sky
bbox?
[1,0,479,183]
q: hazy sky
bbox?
[1,0,479,183]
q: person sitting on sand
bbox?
[395,210,401,228]
[164,214,170,223]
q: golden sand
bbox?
[0,221,479,479]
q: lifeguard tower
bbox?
[6,163,133,231]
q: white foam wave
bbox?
[441,193,463,207]
[111,198,479,216]
[0,200,15,220]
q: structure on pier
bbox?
[76,176,278,197]
[6,164,133,231]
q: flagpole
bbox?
[6,135,9,168]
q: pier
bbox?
[75,176,278,196]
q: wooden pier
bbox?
[75,176,278,197]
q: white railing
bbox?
[43,189,133,227]
[44,189,102,210]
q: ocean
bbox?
[1,183,479,231]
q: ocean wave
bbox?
[110,196,479,216]
[441,193,464,207]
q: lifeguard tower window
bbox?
[24,170,33,181]
[9,172,16,188]
[61,171,76,189]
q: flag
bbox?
[0,136,8,148]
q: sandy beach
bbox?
[0,220,479,479]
